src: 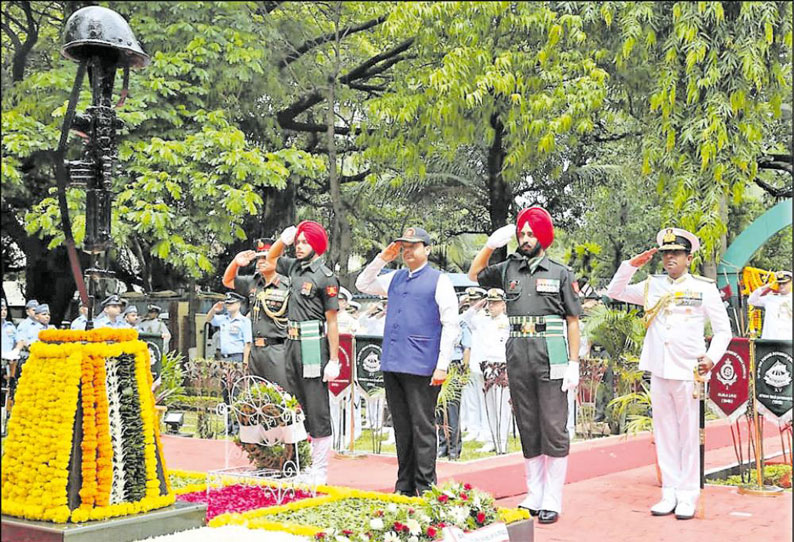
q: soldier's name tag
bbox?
[673,290,702,306]
[535,278,560,293]
[300,281,314,296]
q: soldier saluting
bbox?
[468,207,581,525]
[223,238,290,388]
[266,221,341,485]
[606,227,731,520]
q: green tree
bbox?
[361,2,610,249]
[596,2,792,271]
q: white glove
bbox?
[486,225,515,249]
[280,225,297,246]
[560,361,580,392]
[323,359,340,382]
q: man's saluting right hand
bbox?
[486,225,515,249]
[629,248,658,268]
[380,241,401,263]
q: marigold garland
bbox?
[1,335,175,524]
[39,328,138,344]
[133,344,163,499]
[79,355,99,508]
[93,355,113,507]
[0,348,80,523]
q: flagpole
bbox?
[738,338,783,496]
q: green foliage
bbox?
[3,1,325,284]
[154,350,186,406]
[583,304,645,361]
[2,1,790,297]
[605,1,793,263]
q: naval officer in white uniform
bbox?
[606,227,731,520]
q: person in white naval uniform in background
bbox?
[461,288,511,454]
[747,270,792,341]
[606,227,731,520]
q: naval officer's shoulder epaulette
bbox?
[691,274,715,283]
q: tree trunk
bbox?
[325,81,353,283]
[487,112,511,263]
[701,194,728,280]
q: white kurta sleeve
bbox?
[434,274,460,372]
[355,256,394,297]
[606,261,647,306]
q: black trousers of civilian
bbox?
[436,399,461,459]
[383,371,441,496]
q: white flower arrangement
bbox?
[105,358,127,504]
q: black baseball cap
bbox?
[395,226,432,245]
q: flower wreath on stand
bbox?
[231,377,312,474]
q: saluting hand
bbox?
[486,225,515,250]
[211,301,224,313]
[629,248,658,268]
[380,241,402,263]
[234,250,256,267]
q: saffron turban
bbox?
[516,207,554,249]
[295,220,329,256]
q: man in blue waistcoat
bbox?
[356,226,460,496]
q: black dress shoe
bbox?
[538,510,559,524]
[517,504,539,517]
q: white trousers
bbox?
[461,372,488,438]
[310,435,333,485]
[365,395,386,429]
[483,384,511,453]
[329,387,362,450]
[650,374,700,505]
[566,389,576,438]
[524,455,568,513]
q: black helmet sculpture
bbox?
[61,6,149,68]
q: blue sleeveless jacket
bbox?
[381,265,442,376]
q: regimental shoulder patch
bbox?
[572,280,580,293]
[326,285,338,297]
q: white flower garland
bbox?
[105,357,127,504]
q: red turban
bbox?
[295,220,329,256]
[516,207,554,249]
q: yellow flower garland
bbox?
[39,328,138,344]
[208,485,423,533]
[1,346,80,523]
[204,480,530,537]
[1,334,175,524]
[93,355,114,507]
[79,355,99,508]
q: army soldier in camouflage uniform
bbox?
[469,207,581,525]
[223,238,290,388]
